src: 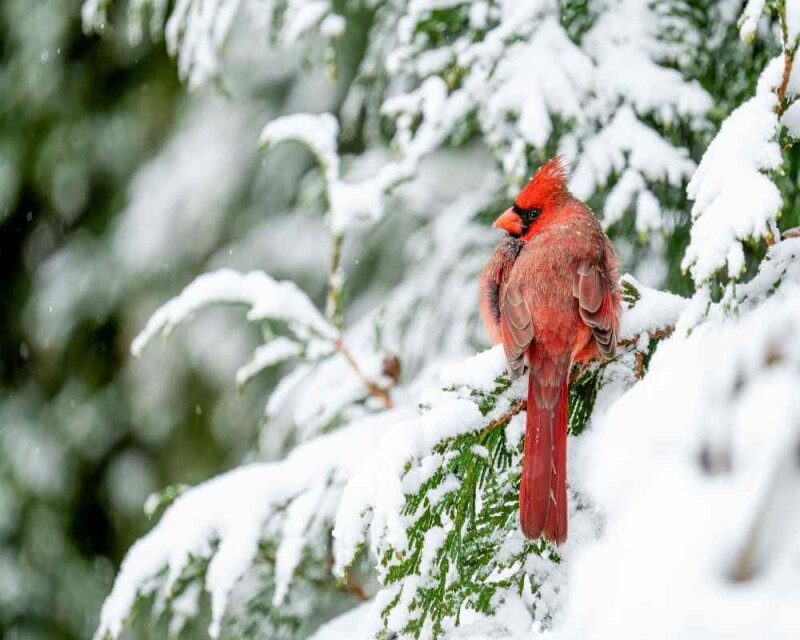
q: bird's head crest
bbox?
[492,156,572,239]
[515,156,570,210]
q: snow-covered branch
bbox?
[131,268,337,358]
[95,410,408,639]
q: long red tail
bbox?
[519,351,569,544]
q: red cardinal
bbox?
[481,157,621,544]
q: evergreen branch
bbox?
[327,231,346,330]
[476,323,676,437]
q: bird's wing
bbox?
[500,282,534,378]
[572,259,617,358]
[481,238,525,345]
[480,268,503,344]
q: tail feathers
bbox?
[543,382,568,543]
[519,354,569,544]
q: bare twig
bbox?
[336,339,394,408]
[776,9,796,117]
[618,326,673,348]
[343,573,369,601]
[324,228,396,407]
[635,351,646,379]
[777,49,793,113]
[325,557,369,601]
[482,399,527,435]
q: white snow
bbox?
[320,13,346,38]
[94,411,405,639]
[569,106,696,205]
[739,0,766,41]
[84,0,343,89]
[235,336,303,387]
[260,111,421,233]
[131,268,337,357]
[279,1,330,44]
[788,0,800,44]
[684,58,784,283]
[603,169,645,228]
[564,284,800,640]
[306,602,381,640]
[333,396,489,573]
[260,113,341,188]
[165,0,242,89]
[618,275,688,341]
[439,345,508,392]
[81,0,110,33]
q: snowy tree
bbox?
[76,0,800,639]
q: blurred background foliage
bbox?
[0,2,185,637]
[0,0,336,636]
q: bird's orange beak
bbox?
[493,208,523,235]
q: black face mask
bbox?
[511,205,542,236]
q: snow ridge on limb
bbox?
[683,59,783,284]
[94,411,405,640]
[82,0,346,89]
[260,108,447,234]
[131,268,336,358]
[567,283,800,639]
[685,0,800,287]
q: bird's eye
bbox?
[512,205,542,224]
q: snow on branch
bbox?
[739,0,767,42]
[102,263,689,640]
[94,410,407,640]
[131,266,397,449]
[82,0,242,89]
[566,283,800,638]
[235,336,303,388]
[259,107,459,330]
[82,0,345,89]
[259,111,426,234]
[683,57,784,284]
[131,268,337,357]
[331,277,688,638]
[332,346,518,576]
[374,0,710,234]
[165,0,242,89]
[260,113,341,190]
[81,0,112,34]
[738,237,800,307]
[331,277,687,572]
[568,106,696,233]
[586,0,712,123]
[618,275,687,341]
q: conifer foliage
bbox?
[85,1,800,638]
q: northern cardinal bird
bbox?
[481,157,621,544]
